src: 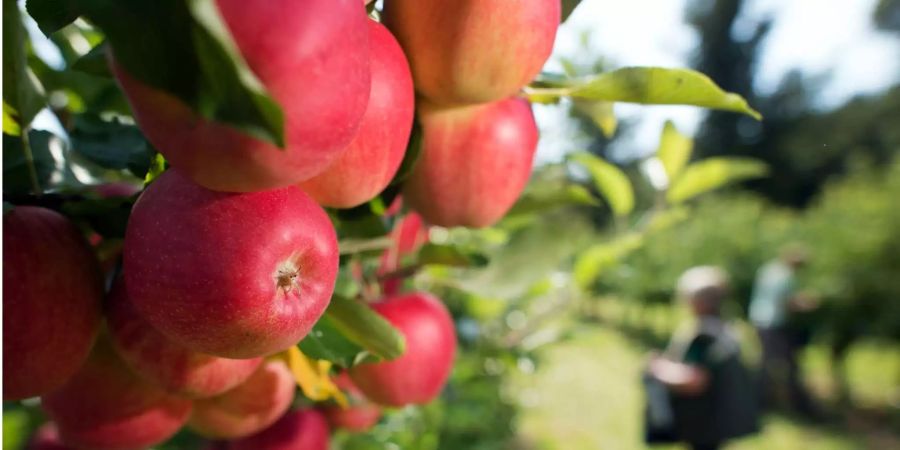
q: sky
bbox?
[535,0,900,164]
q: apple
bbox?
[27,423,70,450]
[383,0,560,106]
[189,360,295,439]
[402,98,538,228]
[227,409,330,450]
[299,21,414,208]
[93,181,142,198]
[107,278,263,398]
[124,170,338,358]
[378,211,428,296]
[349,293,456,406]
[3,206,103,400]
[41,338,193,450]
[321,373,381,432]
[111,0,371,193]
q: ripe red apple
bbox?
[349,293,456,406]
[384,0,559,106]
[189,360,295,439]
[402,98,538,228]
[112,0,371,193]
[378,211,429,296]
[227,409,330,450]
[299,21,414,208]
[124,170,338,358]
[107,279,263,398]
[321,373,381,432]
[28,423,70,450]
[3,206,103,400]
[41,338,193,450]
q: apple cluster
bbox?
[4,1,560,449]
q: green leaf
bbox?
[47,0,286,147]
[507,183,598,218]
[573,233,644,288]
[2,407,31,450]
[561,0,583,23]
[24,0,80,35]
[69,114,154,176]
[667,157,769,204]
[3,102,20,136]
[4,0,46,131]
[144,153,167,185]
[389,122,423,186]
[417,243,489,268]
[531,67,761,120]
[62,196,133,238]
[71,42,113,77]
[569,152,634,217]
[325,295,406,361]
[573,99,617,138]
[3,131,56,196]
[298,314,372,368]
[656,120,693,182]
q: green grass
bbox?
[511,321,897,450]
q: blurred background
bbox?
[5,0,899,449]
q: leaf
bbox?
[531,67,761,120]
[325,295,406,361]
[569,152,634,217]
[506,183,598,218]
[4,0,46,131]
[656,120,693,182]
[299,314,370,368]
[71,42,113,77]
[667,157,768,204]
[417,243,488,268]
[3,101,20,136]
[561,0,583,23]
[42,0,287,147]
[3,131,56,196]
[24,0,80,35]
[573,233,644,288]
[278,347,348,406]
[62,196,133,238]
[573,99,617,137]
[143,153,167,184]
[389,122,423,186]
[69,114,154,176]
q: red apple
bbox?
[107,278,263,398]
[321,373,382,432]
[227,409,330,450]
[384,0,559,106]
[3,206,103,400]
[402,98,538,228]
[124,170,338,358]
[349,293,456,406]
[378,211,429,296]
[112,0,371,193]
[41,338,193,450]
[299,21,414,208]
[28,423,71,450]
[189,360,295,439]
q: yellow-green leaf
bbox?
[573,99,617,138]
[667,157,769,204]
[574,233,643,288]
[278,347,348,407]
[3,101,20,136]
[548,67,761,120]
[656,121,693,181]
[569,152,634,217]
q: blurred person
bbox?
[749,244,820,417]
[645,266,759,450]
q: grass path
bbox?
[512,324,881,450]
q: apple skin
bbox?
[28,423,71,450]
[111,0,371,193]
[299,21,414,208]
[349,293,456,406]
[378,211,428,296]
[41,338,193,450]
[123,170,339,358]
[402,98,538,228]
[3,206,103,401]
[107,278,263,398]
[189,360,295,439]
[227,409,330,450]
[321,373,382,432]
[383,0,559,106]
